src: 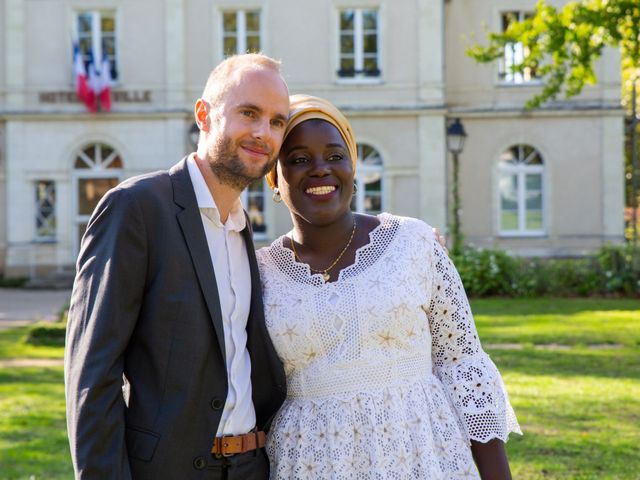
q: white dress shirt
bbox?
[187,154,256,436]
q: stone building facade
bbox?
[0,0,625,276]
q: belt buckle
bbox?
[220,434,236,458]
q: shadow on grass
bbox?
[489,347,640,380]
[507,428,638,480]
[0,367,63,385]
[471,298,640,315]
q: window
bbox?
[74,143,123,253]
[351,144,383,214]
[242,178,267,236]
[498,144,544,235]
[35,181,56,240]
[499,11,537,83]
[222,10,261,57]
[338,8,380,80]
[77,10,117,80]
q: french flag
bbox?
[73,43,96,112]
[88,53,113,112]
[97,54,113,112]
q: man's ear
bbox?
[194,98,209,132]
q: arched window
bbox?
[74,143,123,252]
[498,144,544,235]
[352,143,383,214]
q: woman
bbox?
[257,95,521,479]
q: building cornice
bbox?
[338,104,448,116]
[0,109,191,121]
[447,103,624,118]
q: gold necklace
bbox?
[290,218,357,282]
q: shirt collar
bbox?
[186,154,247,232]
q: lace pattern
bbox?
[257,213,521,479]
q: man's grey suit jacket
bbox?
[64,158,286,479]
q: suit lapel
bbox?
[242,219,287,390]
[170,158,226,359]
[241,219,263,329]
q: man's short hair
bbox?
[201,53,283,106]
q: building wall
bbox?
[0,0,627,275]
[444,0,625,255]
[1,0,7,273]
[4,116,187,275]
[445,0,621,109]
[457,112,624,256]
[0,125,6,274]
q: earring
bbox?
[353,182,358,195]
[272,188,282,203]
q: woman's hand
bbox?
[432,227,448,254]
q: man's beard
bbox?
[207,135,275,191]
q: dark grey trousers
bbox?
[207,448,270,480]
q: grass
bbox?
[0,327,65,359]
[0,298,638,479]
[0,367,72,479]
[472,298,640,480]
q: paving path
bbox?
[0,288,71,330]
[0,288,70,367]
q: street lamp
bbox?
[446,118,467,256]
[631,78,638,247]
[188,122,200,151]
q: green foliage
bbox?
[467,0,640,109]
[25,306,69,347]
[0,277,28,288]
[454,244,640,297]
[453,247,518,296]
[26,322,67,347]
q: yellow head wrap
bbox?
[266,94,357,190]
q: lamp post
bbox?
[631,78,638,246]
[188,122,200,152]
[446,118,467,257]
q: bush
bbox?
[0,276,28,288]
[454,247,517,297]
[26,321,67,346]
[453,244,640,298]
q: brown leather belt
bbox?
[211,431,266,457]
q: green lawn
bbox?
[472,298,640,480]
[0,367,71,479]
[0,298,638,479]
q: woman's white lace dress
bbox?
[256,213,521,479]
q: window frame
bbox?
[72,143,123,255]
[34,180,56,242]
[75,9,119,82]
[336,7,382,84]
[352,143,384,215]
[497,10,541,86]
[497,145,546,237]
[220,8,262,58]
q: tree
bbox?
[467,0,639,109]
[468,0,640,247]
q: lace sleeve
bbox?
[426,235,522,443]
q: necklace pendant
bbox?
[322,272,331,282]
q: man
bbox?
[65,54,289,479]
